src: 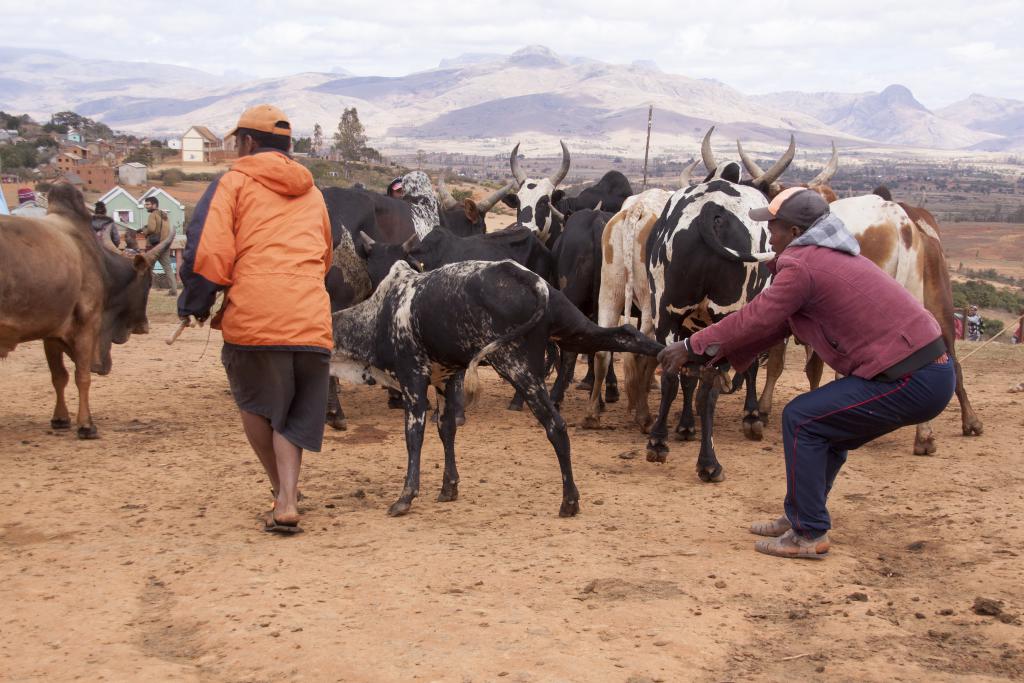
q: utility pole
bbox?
[641,105,653,191]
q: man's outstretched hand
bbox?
[658,340,691,375]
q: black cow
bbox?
[547,209,620,409]
[554,170,633,218]
[436,177,515,237]
[329,259,664,517]
[644,128,793,483]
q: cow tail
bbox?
[463,265,550,409]
[696,216,775,263]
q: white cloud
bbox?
[1,0,1022,107]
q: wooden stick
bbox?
[780,653,811,662]
[166,318,191,345]
[959,312,1024,362]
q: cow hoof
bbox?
[50,418,71,430]
[697,464,725,483]
[437,486,459,503]
[742,417,764,441]
[605,386,620,404]
[575,381,593,392]
[76,425,99,440]
[581,415,602,430]
[962,420,983,437]
[674,427,697,442]
[646,442,669,463]
[507,401,524,412]
[387,500,412,517]
[455,415,466,427]
[326,413,348,431]
[559,499,580,517]
[913,439,936,456]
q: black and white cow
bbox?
[502,141,571,247]
[644,128,793,482]
[436,176,515,237]
[330,259,664,517]
[554,170,633,218]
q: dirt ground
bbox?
[2,306,1023,682]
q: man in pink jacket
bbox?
[659,188,955,559]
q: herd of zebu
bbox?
[0,129,982,517]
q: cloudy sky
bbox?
[5,0,1022,107]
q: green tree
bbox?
[125,147,154,166]
[0,141,38,170]
[293,137,312,153]
[312,123,324,157]
[334,108,368,162]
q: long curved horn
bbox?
[99,224,121,254]
[808,141,838,187]
[736,140,765,180]
[701,127,718,174]
[475,180,515,214]
[510,142,527,185]
[142,229,175,269]
[550,204,565,224]
[437,176,459,210]
[679,158,699,187]
[754,134,796,189]
[549,140,571,187]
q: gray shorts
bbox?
[221,345,330,452]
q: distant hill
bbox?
[0,45,1019,154]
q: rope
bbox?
[959,312,1024,363]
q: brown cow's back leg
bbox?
[43,340,71,430]
[582,350,610,429]
[805,348,824,390]
[953,357,982,436]
[758,340,787,419]
[70,335,97,439]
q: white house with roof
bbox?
[118,162,148,186]
[181,126,221,163]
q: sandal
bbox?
[750,515,792,537]
[754,529,830,559]
[264,511,303,535]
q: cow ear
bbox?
[463,199,480,224]
[358,231,375,255]
[132,254,150,274]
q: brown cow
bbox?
[0,184,173,438]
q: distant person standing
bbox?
[143,196,176,295]
[10,188,47,217]
[966,305,984,342]
[91,200,121,249]
[386,176,405,198]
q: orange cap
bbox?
[227,104,292,138]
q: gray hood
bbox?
[789,212,860,256]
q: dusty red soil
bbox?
[2,309,1023,682]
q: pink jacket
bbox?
[689,245,941,379]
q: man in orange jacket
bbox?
[178,105,333,534]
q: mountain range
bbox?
[2,45,1022,154]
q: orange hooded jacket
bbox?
[177,150,333,351]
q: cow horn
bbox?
[437,176,459,210]
[736,139,765,180]
[401,233,420,254]
[549,140,571,187]
[358,230,376,253]
[679,158,699,187]
[510,142,527,186]
[808,141,838,187]
[142,229,175,269]
[474,180,515,214]
[701,127,718,174]
[99,225,121,254]
[753,134,796,190]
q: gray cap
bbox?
[749,187,829,227]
